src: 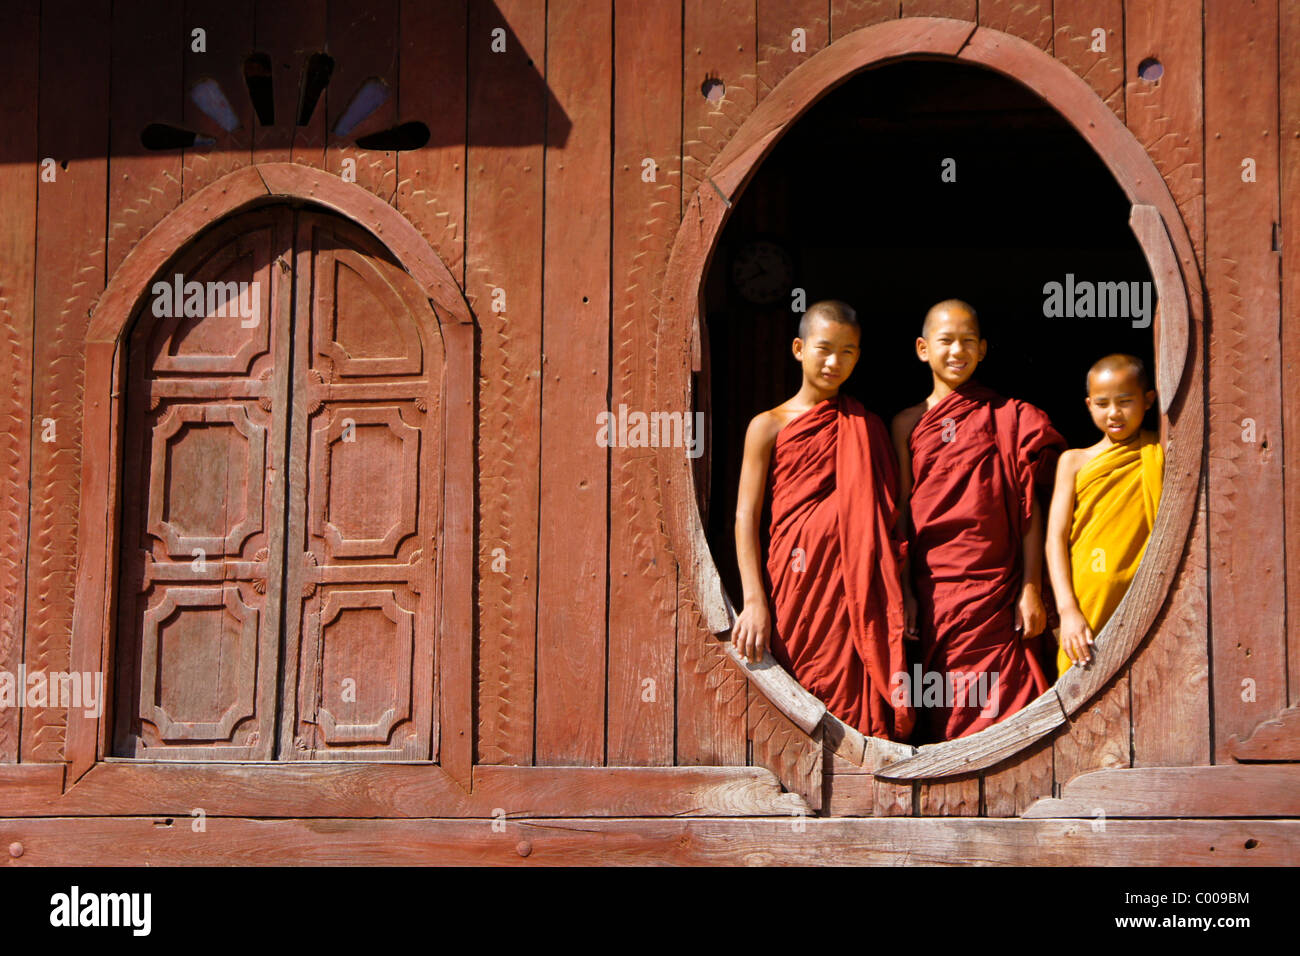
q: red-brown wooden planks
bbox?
[22,0,111,763]
[607,0,682,765]
[917,774,980,816]
[108,0,184,276]
[327,0,398,202]
[0,6,38,764]
[468,0,546,765]
[1281,0,1300,709]
[677,0,758,767]
[396,0,467,286]
[1130,481,1211,766]
[978,0,1052,51]
[758,0,830,95]
[534,0,612,766]
[1204,0,1285,759]
[1124,0,1204,265]
[901,0,975,20]
[182,0,254,197]
[1052,0,1124,121]
[1054,673,1130,789]
[252,0,323,166]
[288,1,328,170]
[830,0,899,40]
[981,738,1054,817]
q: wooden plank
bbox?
[467,0,546,765]
[875,690,1066,779]
[830,0,899,39]
[978,0,1052,51]
[2,817,1295,866]
[1124,0,1204,264]
[1,763,805,818]
[1054,674,1130,790]
[1023,765,1300,819]
[0,5,38,764]
[1130,478,1210,766]
[757,0,829,96]
[900,0,975,19]
[1051,0,1124,121]
[396,0,467,286]
[108,0,183,276]
[675,0,758,766]
[1228,706,1300,761]
[1130,202,1189,412]
[607,0,682,765]
[251,0,314,165]
[872,778,913,817]
[917,774,980,816]
[287,1,328,170]
[824,772,875,816]
[1204,0,1285,760]
[534,0,612,766]
[981,736,1054,817]
[748,691,823,810]
[182,0,254,197]
[1281,0,1300,709]
[683,0,759,205]
[22,0,111,763]
[326,0,398,200]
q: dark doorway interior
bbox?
[703,60,1157,604]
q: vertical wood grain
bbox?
[0,5,38,763]
[23,0,111,762]
[757,0,829,95]
[535,0,612,766]
[830,0,899,40]
[396,0,467,286]
[1052,0,1124,121]
[326,0,398,201]
[1204,0,1285,759]
[607,0,682,765]
[468,0,546,765]
[182,0,254,196]
[1280,0,1300,709]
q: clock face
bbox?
[731,240,793,305]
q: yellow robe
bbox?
[1057,430,1163,677]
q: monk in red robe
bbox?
[892,300,1065,742]
[733,301,914,742]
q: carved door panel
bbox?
[279,212,442,761]
[114,208,292,759]
[115,207,443,762]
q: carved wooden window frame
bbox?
[70,164,477,788]
[655,18,1205,780]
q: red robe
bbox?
[764,395,914,742]
[907,382,1065,742]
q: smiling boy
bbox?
[892,300,1066,741]
[731,300,914,741]
[1045,354,1163,676]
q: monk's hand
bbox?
[733,600,771,664]
[1015,584,1047,640]
[1059,607,1094,666]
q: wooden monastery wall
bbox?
[0,0,1296,839]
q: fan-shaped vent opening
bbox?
[297,53,335,126]
[190,78,240,132]
[333,78,389,137]
[244,52,275,126]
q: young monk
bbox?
[732,300,914,742]
[1046,354,1163,676]
[892,300,1066,742]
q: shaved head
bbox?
[1087,353,1150,392]
[922,299,980,339]
[798,299,859,340]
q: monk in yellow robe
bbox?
[1046,354,1163,676]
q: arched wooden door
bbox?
[112,205,445,763]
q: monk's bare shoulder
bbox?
[890,402,927,445]
[744,407,788,457]
[1055,447,1091,483]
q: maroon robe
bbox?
[907,382,1065,741]
[764,395,914,741]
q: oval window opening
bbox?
[703,60,1159,747]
